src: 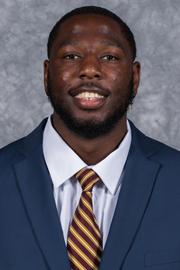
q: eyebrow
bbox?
[99,40,124,50]
[57,39,125,51]
[57,40,80,48]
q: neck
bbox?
[52,113,128,165]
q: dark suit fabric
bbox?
[1,119,180,270]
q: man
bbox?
[1,5,180,270]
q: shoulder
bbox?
[0,137,25,167]
[130,121,180,163]
[0,119,47,168]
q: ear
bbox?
[44,59,49,96]
[132,61,141,97]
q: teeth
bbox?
[76,92,104,99]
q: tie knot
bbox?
[75,168,100,192]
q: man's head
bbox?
[47,6,137,61]
[44,6,140,139]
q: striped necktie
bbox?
[67,168,102,270]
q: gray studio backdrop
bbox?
[0,0,180,149]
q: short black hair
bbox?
[47,6,137,60]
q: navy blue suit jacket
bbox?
[1,119,180,270]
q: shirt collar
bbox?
[43,117,86,188]
[43,117,131,195]
[92,122,131,194]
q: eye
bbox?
[63,53,81,60]
[100,54,119,61]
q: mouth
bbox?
[74,91,106,109]
[69,86,110,110]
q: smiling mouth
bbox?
[73,90,107,109]
[69,84,110,110]
[75,91,105,100]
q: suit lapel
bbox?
[14,135,70,270]
[100,126,161,270]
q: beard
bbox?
[47,77,134,139]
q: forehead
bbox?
[52,14,131,53]
[59,14,121,34]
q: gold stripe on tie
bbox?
[69,226,101,260]
[73,214,100,247]
[67,168,102,270]
[68,238,98,269]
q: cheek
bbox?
[108,68,132,87]
[60,71,72,83]
[106,67,122,80]
[50,67,74,89]
[105,66,124,82]
[107,72,123,88]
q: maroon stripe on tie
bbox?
[76,168,92,182]
[81,174,100,191]
[67,244,92,270]
[68,226,102,259]
[78,199,100,234]
[71,218,100,251]
[82,192,100,231]
[68,230,101,265]
[75,208,102,240]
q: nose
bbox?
[79,55,102,80]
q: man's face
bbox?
[44,14,140,138]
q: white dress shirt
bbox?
[43,117,131,248]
